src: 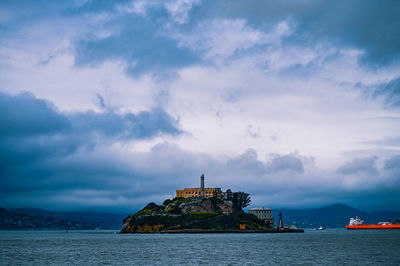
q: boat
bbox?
[345,217,400,230]
[316,226,325,230]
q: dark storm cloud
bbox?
[224,151,400,210]
[2,0,399,78]
[1,99,400,211]
[4,0,398,76]
[269,154,304,173]
[69,107,181,140]
[0,92,77,171]
[194,0,400,66]
[73,8,200,76]
[226,149,268,174]
[226,150,305,175]
[71,0,400,68]
[338,157,378,175]
[383,155,400,173]
[0,91,182,210]
[0,92,70,137]
[0,91,181,140]
[374,77,400,108]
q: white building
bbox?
[248,207,274,226]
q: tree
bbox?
[163,199,172,206]
[225,189,233,200]
[232,192,251,212]
[143,202,159,210]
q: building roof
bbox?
[248,207,272,211]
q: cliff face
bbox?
[120,198,266,233]
[179,198,233,214]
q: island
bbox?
[120,175,303,234]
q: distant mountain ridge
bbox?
[0,207,125,230]
[273,203,400,228]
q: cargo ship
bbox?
[345,217,400,230]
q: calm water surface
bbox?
[1,229,400,265]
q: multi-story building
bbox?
[176,174,223,199]
[248,207,274,226]
[176,187,222,198]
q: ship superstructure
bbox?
[345,217,400,230]
[349,217,363,226]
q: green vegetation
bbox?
[136,208,153,216]
[171,197,191,204]
[232,192,251,212]
[163,199,172,206]
[135,202,164,216]
[189,212,219,220]
[165,197,192,214]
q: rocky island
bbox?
[121,175,303,233]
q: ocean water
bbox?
[1,229,400,265]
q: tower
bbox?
[278,212,283,229]
[200,174,205,198]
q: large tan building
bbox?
[176,174,222,198]
[176,187,221,198]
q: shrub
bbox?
[189,212,220,220]
[136,209,153,216]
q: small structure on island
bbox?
[248,207,274,227]
[176,174,223,199]
[278,212,283,229]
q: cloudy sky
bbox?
[1,0,399,212]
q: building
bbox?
[248,207,274,226]
[176,187,222,198]
[176,174,223,199]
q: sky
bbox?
[0,0,399,213]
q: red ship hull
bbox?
[346,224,400,230]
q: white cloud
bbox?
[161,36,400,168]
[165,0,201,24]
[116,0,200,23]
[116,0,154,15]
[174,19,291,60]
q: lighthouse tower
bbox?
[278,212,283,229]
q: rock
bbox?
[218,201,233,214]
[180,199,214,214]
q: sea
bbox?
[1,229,400,265]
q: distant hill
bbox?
[0,207,126,230]
[273,203,400,228]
